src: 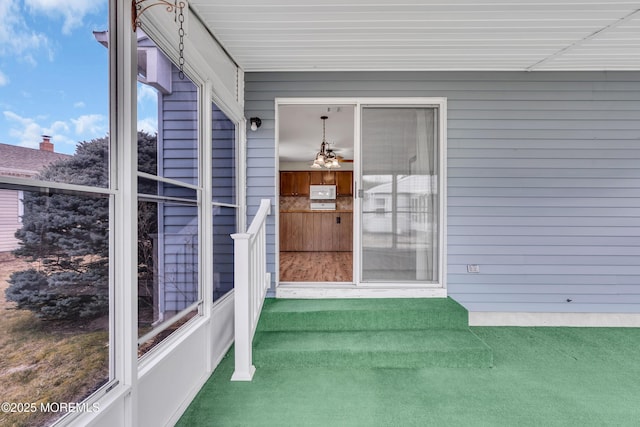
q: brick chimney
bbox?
[39,135,54,152]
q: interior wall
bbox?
[245,71,640,314]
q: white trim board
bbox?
[469,312,640,327]
[276,284,446,299]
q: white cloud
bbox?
[137,84,158,104]
[47,120,70,135]
[0,0,51,64]
[74,101,85,108]
[3,110,102,152]
[24,0,107,35]
[71,113,106,135]
[0,70,7,86]
[4,110,44,148]
[137,117,158,135]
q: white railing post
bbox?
[230,232,255,381]
[231,199,271,381]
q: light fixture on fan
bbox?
[311,116,341,169]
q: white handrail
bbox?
[230,199,271,381]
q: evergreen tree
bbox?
[6,132,157,321]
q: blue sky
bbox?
[0,0,157,155]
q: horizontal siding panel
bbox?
[449,235,640,245]
[452,284,640,295]
[449,148,640,159]
[448,177,640,186]
[448,207,640,217]
[246,79,640,93]
[449,274,640,285]
[449,254,640,265]
[448,245,640,256]
[448,109,640,120]
[449,119,640,131]
[450,100,640,111]
[449,140,640,149]
[448,188,640,198]
[448,265,640,275]
[247,157,276,168]
[449,215,640,226]
[453,294,640,304]
[449,226,640,237]
[447,130,638,142]
[448,159,640,169]
[247,167,275,178]
[449,197,640,208]
[249,89,640,102]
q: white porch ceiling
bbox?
[189,0,640,72]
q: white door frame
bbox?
[275,97,447,299]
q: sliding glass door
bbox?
[359,105,441,284]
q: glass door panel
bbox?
[360,106,439,283]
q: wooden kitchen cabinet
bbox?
[336,171,353,196]
[280,211,352,252]
[336,212,353,251]
[310,170,336,185]
[280,213,303,251]
[312,212,352,251]
[280,172,310,196]
[282,171,352,196]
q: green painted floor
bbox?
[177,300,640,426]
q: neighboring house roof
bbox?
[0,141,70,178]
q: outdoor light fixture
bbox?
[311,116,341,169]
[250,117,262,131]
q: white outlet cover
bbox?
[467,264,480,273]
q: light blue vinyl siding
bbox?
[245,71,640,313]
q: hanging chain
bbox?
[177,2,185,80]
[132,1,186,80]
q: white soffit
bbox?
[189,0,640,72]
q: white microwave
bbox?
[309,185,336,200]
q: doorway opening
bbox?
[277,103,355,284]
[276,97,447,297]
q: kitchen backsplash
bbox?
[280,196,353,211]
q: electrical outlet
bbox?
[467,264,480,273]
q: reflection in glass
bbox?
[137,31,198,186]
[213,206,237,301]
[137,200,199,355]
[212,104,236,205]
[136,33,201,356]
[361,107,439,282]
[211,102,238,301]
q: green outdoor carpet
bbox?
[177,299,640,427]
[256,297,470,331]
[253,298,491,369]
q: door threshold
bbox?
[276,283,446,299]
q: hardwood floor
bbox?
[279,251,353,282]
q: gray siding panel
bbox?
[245,71,640,314]
[0,190,20,252]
